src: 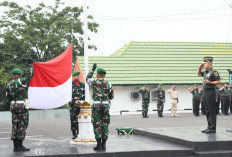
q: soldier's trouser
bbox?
[230,100,232,114]
[192,98,200,116]
[215,97,220,114]
[203,89,217,131]
[142,100,149,116]
[92,103,110,140]
[170,99,178,116]
[10,103,29,140]
[221,99,224,113]
[201,101,206,115]
[69,102,81,133]
[221,96,229,115]
[157,100,164,117]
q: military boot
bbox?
[93,138,102,150]
[72,130,77,139]
[18,140,30,151]
[102,138,107,150]
[142,112,145,118]
[13,139,21,152]
[145,113,149,118]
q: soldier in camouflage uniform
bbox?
[6,68,33,152]
[138,85,150,118]
[220,82,230,115]
[154,83,165,117]
[189,84,201,116]
[229,83,232,114]
[86,63,114,151]
[69,71,85,139]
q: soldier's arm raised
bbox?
[86,63,97,84]
[198,64,204,77]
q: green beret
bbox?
[12,68,23,75]
[158,83,163,86]
[143,85,147,87]
[204,56,213,63]
[72,71,80,76]
[97,68,106,74]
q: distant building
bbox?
[79,41,232,114]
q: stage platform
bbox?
[134,127,232,157]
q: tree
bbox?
[0,0,99,62]
[0,0,99,110]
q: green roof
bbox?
[77,41,232,85]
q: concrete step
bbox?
[134,127,232,151]
[194,150,232,157]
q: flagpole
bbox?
[84,0,89,101]
[70,0,96,144]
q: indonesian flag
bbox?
[28,44,72,109]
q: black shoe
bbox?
[205,129,216,134]
[93,139,102,151]
[72,130,77,139]
[102,138,106,150]
[159,115,163,117]
[201,128,209,133]
[18,140,30,151]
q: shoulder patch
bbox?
[214,72,219,77]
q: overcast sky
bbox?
[1,0,232,56]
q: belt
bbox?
[93,101,109,104]
[171,98,178,100]
[11,100,24,104]
[203,88,215,91]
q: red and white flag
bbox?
[28,44,73,109]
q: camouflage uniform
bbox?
[138,89,150,117]
[87,69,114,141]
[191,89,201,116]
[229,86,232,114]
[69,80,85,138]
[220,87,230,115]
[6,69,33,141]
[154,88,165,117]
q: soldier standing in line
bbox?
[154,83,165,117]
[69,71,85,139]
[138,85,150,118]
[215,85,221,114]
[199,88,206,115]
[220,82,230,115]
[167,85,179,117]
[86,63,114,151]
[229,83,232,114]
[188,84,201,116]
[198,56,221,133]
[6,68,33,152]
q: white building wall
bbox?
[110,85,201,114]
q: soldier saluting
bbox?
[188,84,201,116]
[6,68,33,152]
[154,83,165,117]
[198,56,221,133]
[138,85,150,118]
[87,63,114,151]
[69,71,85,139]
